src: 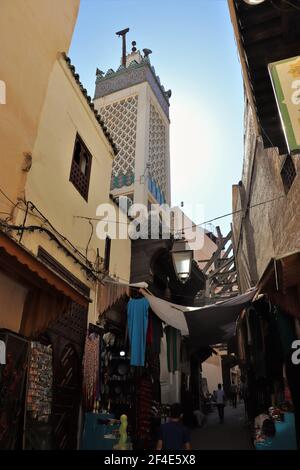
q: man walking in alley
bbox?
[216,383,225,423]
[156,403,192,450]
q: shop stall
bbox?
[236,295,299,449]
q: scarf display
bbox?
[82,333,100,410]
[26,342,53,423]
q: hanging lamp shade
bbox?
[170,239,193,284]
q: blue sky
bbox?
[69,0,244,235]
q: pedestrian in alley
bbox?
[216,383,225,424]
[156,403,192,450]
[230,381,237,408]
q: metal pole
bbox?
[116,28,130,67]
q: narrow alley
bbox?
[192,404,253,450]
[1,0,300,457]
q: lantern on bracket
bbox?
[170,238,193,284]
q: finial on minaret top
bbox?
[96,68,104,78]
[116,28,130,67]
[143,48,152,58]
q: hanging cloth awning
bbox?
[142,288,257,346]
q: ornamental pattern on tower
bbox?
[99,95,138,189]
[149,103,167,198]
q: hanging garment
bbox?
[236,319,246,362]
[294,318,300,340]
[245,309,252,345]
[165,326,181,373]
[152,313,163,354]
[160,331,169,383]
[146,312,153,346]
[265,307,284,382]
[148,350,161,402]
[127,297,149,366]
[173,370,181,403]
[248,307,266,379]
[274,306,296,360]
[82,333,100,410]
[180,341,191,376]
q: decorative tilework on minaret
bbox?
[99,96,138,190]
[93,33,171,206]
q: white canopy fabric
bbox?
[142,290,192,335]
[142,288,257,345]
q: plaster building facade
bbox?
[0,0,80,218]
[0,2,131,449]
[0,2,131,337]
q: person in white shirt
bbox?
[216,383,225,423]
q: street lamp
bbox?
[170,239,193,284]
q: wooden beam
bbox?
[202,231,232,274]
[212,269,237,281]
[217,274,238,295]
[221,243,233,260]
[216,226,223,247]
[206,292,239,303]
[208,256,235,279]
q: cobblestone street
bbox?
[191,403,253,450]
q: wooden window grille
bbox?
[70,134,92,201]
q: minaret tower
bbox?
[93,28,171,208]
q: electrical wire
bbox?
[260,123,278,150]
[0,182,286,261]
[0,188,105,273]
[86,219,94,263]
[0,190,48,223]
[0,219,99,278]
[104,275,238,302]
[74,215,130,225]
[0,187,238,301]
[73,193,286,234]
[0,191,238,299]
[0,188,16,207]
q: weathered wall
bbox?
[233,102,300,292]
[17,57,112,280]
[202,354,223,394]
[0,0,79,217]
[0,270,28,332]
